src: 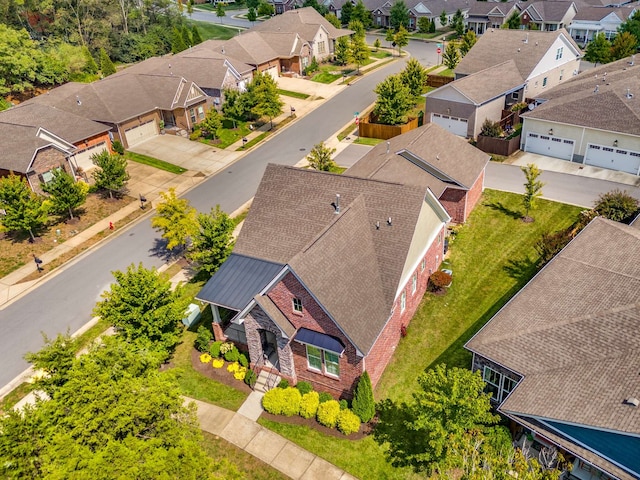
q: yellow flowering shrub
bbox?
[199,353,212,364]
[227,362,240,373]
[212,358,224,368]
[234,367,247,380]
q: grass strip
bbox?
[125,151,187,174]
[277,89,310,99]
[236,132,269,151]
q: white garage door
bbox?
[584,143,640,175]
[124,120,158,147]
[263,66,279,81]
[73,142,107,172]
[525,132,575,161]
[431,113,468,137]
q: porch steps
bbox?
[254,369,280,393]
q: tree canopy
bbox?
[584,33,611,64]
[373,74,414,125]
[306,142,338,171]
[41,168,88,220]
[248,70,283,128]
[442,42,461,69]
[0,173,50,241]
[151,187,198,251]
[389,0,410,31]
[91,150,130,198]
[400,58,427,97]
[594,189,639,223]
[187,205,235,278]
[521,163,545,220]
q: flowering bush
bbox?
[227,362,240,373]
[199,353,212,364]
[337,408,361,435]
[212,358,224,368]
[234,366,247,380]
[219,342,234,355]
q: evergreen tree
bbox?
[82,46,98,74]
[0,173,49,242]
[394,25,409,56]
[439,10,447,28]
[352,0,372,28]
[191,25,203,45]
[351,371,375,422]
[401,58,427,96]
[247,7,257,23]
[181,25,192,48]
[187,205,235,277]
[611,31,638,60]
[373,73,413,125]
[348,19,365,39]
[171,27,187,53]
[41,168,88,220]
[385,28,395,47]
[350,33,370,73]
[442,42,460,69]
[505,11,520,29]
[451,9,464,36]
[341,1,353,25]
[429,18,436,33]
[24,332,78,396]
[418,17,431,34]
[151,187,198,251]
[390,0,410,31]
[335,36,351,65]
[99,48,116,76]
[459,29,476,56]
[91,150,130,199]
[374,38,381,51]
[584,33,611,64]
[618,10,640,43]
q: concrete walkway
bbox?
[187,397,357,480]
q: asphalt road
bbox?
[0,60,406,388]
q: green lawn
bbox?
[311,71,343,84]
[236,131,268,151]
[353,137,384,146]
[438,67,455,77]
[187,20,239,41]
[125,151,187,174]
[375,189,583,403]
[369,49,392,59]
[277,89,310,99]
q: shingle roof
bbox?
[0,102,110,144]
[234,164,436,354]
[520,1,575,22]
[250,6,351,41]
[455,28,580,79]
[346,123,489,197]
[214,31,281,66]
[466,218,640,443]
[467,0,515,17]
[522,57,640,135]
[571,5,632,21]
[0,124,71,173]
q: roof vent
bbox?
[594,85,599,94]
[535,41,538,46]
[76,96,82,106]
[524,33,529,44]
[375,221,380,230]
[624,397,639,407]
[630,55,635,66]
[386,141,390,154]
[627,88,634,99]
[387,217,392,226]
[333,194,341,214]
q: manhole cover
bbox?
[300,148,306,151]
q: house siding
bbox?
[26,146,71,195]
[473,97,507,138]
[73,131,112,154]
[117,111,159,149]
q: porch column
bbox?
[211,306,227,341]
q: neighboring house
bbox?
[465,0,520,35]
[455,29,582,100]
[425,60,527,138]
[270,0,304,14]
[0,123,77,195]
[369,0,471,29]
[520,57,640,175]
[0,102,112,174]
[27,73,209,149]
[346,123,489,223]
[465,217,640,480]
[567,5,638,45]
[519,1,577,31]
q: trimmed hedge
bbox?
[277,379,289,389]
[209,341,223,358]
[337,408,361,435]
[317,400,341,428]
[281,388,302,417]
[351,371,375,422]
[238,353,249,368]
[318,392,333,403]
[224,345,240,362]
[262,387,301,417]
[295,381,313,395]
[299,391,320,419]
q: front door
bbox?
[258,330,279,367]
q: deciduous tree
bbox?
[24,332,78,396]
[352,0,372,28]
[584,33,611,64]
[394,25,409,56]
[451,8,464,36]
[258,1,274,16]
[459,29,477,56]
[216,3,226,22]
[373,73,413,125]
[618,10,640,45]
[390,0,410,31]
[325,12,341,28]
[91,150,129,198]
[521,163,544,220]
[341,1,353,25]
[0,173,49,242]
[439,10,447,28]
[41,169,88,220]
[401,58,427,96]
[505,11,521,29]
[249,70,283,128]
[306,142,338,171]
[350,33,370,73]
[418,17,431,34]
[611,31,638,60]
[442,42,460,69]
[200,107,222,139]
[594,189,639,223]
[303,0,328,15]
[385,28,395,47]
[151,187,198,251]
[187,205,235,277]
[0,25,42,94]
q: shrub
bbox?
[224,345,240,362]
[244,369,257,387]
[195,325,213,352]
[209,341,223,358]
[212,358,224,368]
[262,387,285,415]
[234,366,247,380]
[317,400,341,428]
[219,342,234,355]
[295,381,313,395]
[281,388,302,416]
[318,392,334,403]
[594,189,639,223]
[337,409,361,435]
[480,118,503,138]
[339,399,349,410]
[189,129,201,141]
[277,379,289,389]
[351,371,375,422]
[199,353,212,363]
[238,353,249,368]
[111,140,125,155]
[429,271,452,291]
[299,391,320,419]
[227,362,240,372]
[535,229,573,266]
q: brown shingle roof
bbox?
[214,31,281,66]
[234,164,434,353]
[522,57,640,134]
[346,123,489,197]
[456,28,580,79]
[0,124,69,173]
[250,6,351,41]
[520,1,575,22]
[466,217,640,436]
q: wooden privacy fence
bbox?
[426,74,455,88]
[358,115,419,140]
[476,134,521,157]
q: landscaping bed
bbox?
[190,348,252,394]
[260,410,372,439]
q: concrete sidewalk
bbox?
[187,397,357,480]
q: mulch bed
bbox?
[190,348,252,394]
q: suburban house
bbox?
[0,102,112,176]
[368,0,471,29]
[426,29,582,137]
[465,217,640,480]
[25,72,209,149]
[346,123,489,223]
[270,0,304,15]
[568,5,638,45]
[518,1,577,31]
[196,125,488,398]
[0,123,78,195]
[465,0,520,35]
[520,56,640,175]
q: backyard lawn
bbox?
[186,20,238,41]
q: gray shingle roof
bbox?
[254,295,296,338]
[250,6,351,41]
[466,218,640,444]
[346,123,489,197]
[0,123,51,173]
[234,164,434,354]
[522,57,640,134]
[456,28,580,79]
[521,1,575,22]
[214,31,281,66]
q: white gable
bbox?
[528,34,581,80]
[427,84,474,104]
[414,3,431,14]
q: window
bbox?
[555,47,563,60]
[542,77,548,87]
[292,297,303,313]
[412,273,417,294]
[421,258,426,272]
[306,345,322,371]
[197,105,205,119]
[324,351,340,376]
[483,366,518,403]
[559,69,564,81]
[401,291,406,312]
[189,108,196,123]
[318,41,326,54]
[511,92,519,101]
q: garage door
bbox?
[524,132,575,161]
[263,66,279,81]
[73,142,107,172]
[431,113,468,137]
[584,143,640,175]
[124,120,158,147]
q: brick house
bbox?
[197,163,451,398]
[347,123,489,223]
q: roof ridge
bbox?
[279,164,410,188]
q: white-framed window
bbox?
[559,69,564,81]
[555,47,563,60]
[197,105,205,119]
[318,41,326,54]
[306,345,340,377]
[511,92,519,100]
[483,366,517,402]
[189,108,196,123]
[412,273,417,294]
[421,258,426,272]
[306,345,322,371]
[292,297,303,313]
[542,77,548,87]
[401,291,406,312]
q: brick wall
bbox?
[267,273,364,399]
[439,187,467,224]
[26,147,70,195]
[465,169,485,220]
[74,132,112,153]
[366,225,446,386]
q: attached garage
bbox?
[73,142,108,172]
[524,132,575,161]
[124,120,158,147]
[263,65,279,81]
[584,144,640,175]
[431,113,468,137]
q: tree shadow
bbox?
[503,256,538,282]
[483,201,522,220]
[148,237,181,263]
